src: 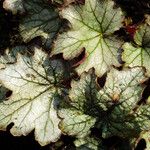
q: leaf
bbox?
[74,136,102,150]
[59,67,149,139]
[0,47,69,146]
[3,0,25,14]
[122,24,150,76]
[19,0,61,49]
[95,68,148,138]
[58,108,96,138]
[52,0,124,76]
[58,69,97,137]
[134,105,150,132]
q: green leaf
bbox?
[0,47,69,146]
[58,108,96,138]
[19,0,61,49]
[52,0,124,76]
[58,69,97,137]
[134,105,150,132]
[122,24,150,76]
[74,136,102,150]
[95,68,148,138]
[59,67,148,139]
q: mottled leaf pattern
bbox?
[58,67,149,139]
[74,136,101,150]
[0,0,150,148]
[58,108,96,138]
[52,0,124,76]
[122,24,150,76]
[0,47,69,146]
[19,0,61,49]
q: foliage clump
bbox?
[0,0,150,149]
